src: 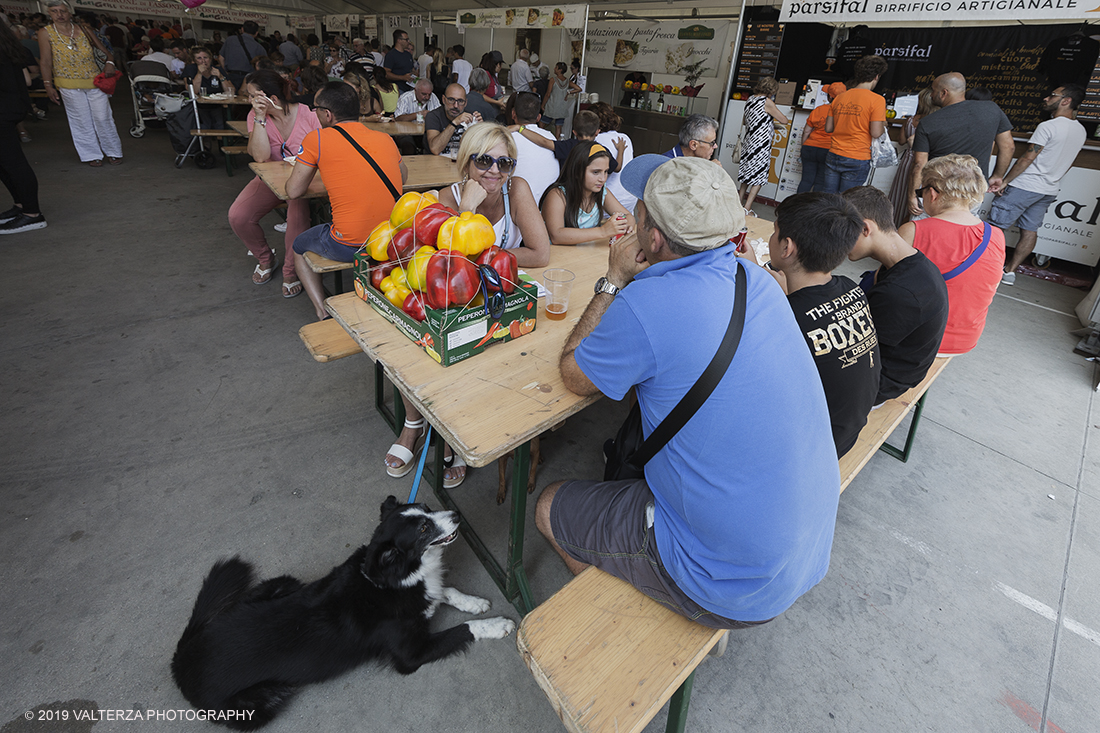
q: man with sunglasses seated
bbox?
[663,114,720,161]
[535,155,841,632]
[425,83,482,157]
[286,82,408,321]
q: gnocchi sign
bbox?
[779,0,1100,22]
[571,20,731,77]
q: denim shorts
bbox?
[988,185,1056,232]
[291,223,358,262]
[549,477,772,630]
[548,117,565,127]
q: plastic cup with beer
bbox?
[543,268,575,321]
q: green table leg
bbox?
[665,671,696,733]
[880,390,929,463]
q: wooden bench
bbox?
[298,319,360,362]
[303,251,353,295]
[516,356,953,733]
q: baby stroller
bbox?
[164,87,217,169]
[127,59,175,138]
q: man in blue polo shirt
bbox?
[535,155,841,628]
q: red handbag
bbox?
[94,70,119,95]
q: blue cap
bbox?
[621,154,672,201]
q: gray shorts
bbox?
[549,478,772,630]
[988,185,1056,232]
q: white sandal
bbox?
[252,260,278,285]
[443,449,467,489]
[385,418,426,478]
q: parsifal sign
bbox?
[779,0,1100,23]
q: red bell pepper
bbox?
[474,246,518,294]
[370,261,398,290]
[402,291,427,322]
[387,226,418,264]
[425,249,480,309]
[413,203,458,248]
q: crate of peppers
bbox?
[353,191,539,367]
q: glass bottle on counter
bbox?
[657,92,665,112]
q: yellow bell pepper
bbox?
[405,246,436,292]
[389,266,409,291]
[385,284,412,308]
[367,221,395,261]
[390,191,440,231]
[436,211,495,258]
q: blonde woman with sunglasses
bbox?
[437,122,551,267]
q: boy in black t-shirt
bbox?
[757,192,881,457]
[842,186,949,405]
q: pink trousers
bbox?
[228,176,309,280]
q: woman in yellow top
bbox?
[371,65,399,115]
[38,0,123,166]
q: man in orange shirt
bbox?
[823,55,887,194]
[797,82,845,193]
[287,82,408,320]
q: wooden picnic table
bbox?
[227,120,248,136]
[196,94,250,106]
[362,119,425,136]
[249,155,460,199]
[323,214,773,615]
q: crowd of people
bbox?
[2,9,1089,638]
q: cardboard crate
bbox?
[353,258,538,367]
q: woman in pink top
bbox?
[227,70,321,297]
[900,154,1005,355]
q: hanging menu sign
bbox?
[1078,55,1100,121]
[736,22,785,92]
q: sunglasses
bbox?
[916,185,938,199]
[470,154,517,174]
[478,265,505,320]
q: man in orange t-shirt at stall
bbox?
[798,82,846,193]
[823,55,888,194]
[287,82,409,321]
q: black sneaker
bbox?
[0,206,20,223]
[0,213,47,234]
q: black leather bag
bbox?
[603,262,747,481]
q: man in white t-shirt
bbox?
[988,84,1086,284]
[509,48,532,92]
[509,91,559,204]
[450,44,473,93]
[418,46,434,79]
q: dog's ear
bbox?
[380,495,401,520]
[361,542,415,588]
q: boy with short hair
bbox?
[760,192,881,457]
[510,110,626,171]
[842,186,949,405]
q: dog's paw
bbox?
[467,617,516,640]
[443,588,491,615]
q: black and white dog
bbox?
[171,496,515,730]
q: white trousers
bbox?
[59,86,123,162]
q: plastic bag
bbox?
[871,131,898,168]
[154,93,185,119]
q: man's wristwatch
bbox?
[594,277,621,297]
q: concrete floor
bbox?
[2,94,1099,733]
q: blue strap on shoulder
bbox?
[942,222,991,281]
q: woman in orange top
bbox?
[899,154,1005,355]
[823,55,887,193]
[797,82,845,193]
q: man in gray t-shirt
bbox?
[909,73,1014,217]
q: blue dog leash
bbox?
[407,424,432,504]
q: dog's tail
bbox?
[179,556,254,639]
